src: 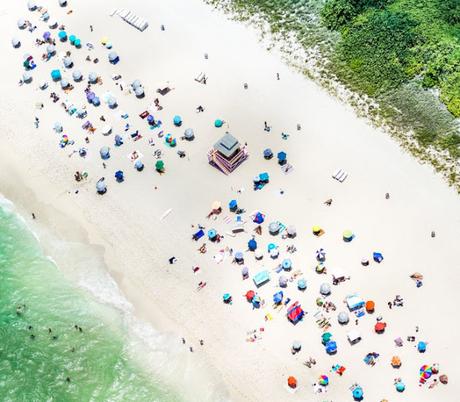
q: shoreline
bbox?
[1,0,459,401]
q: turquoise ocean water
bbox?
[0,199,180,402]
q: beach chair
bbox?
[195,72,206,83]
[332,168,348,182]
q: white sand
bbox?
[0,0,459,401]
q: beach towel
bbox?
[332,168,348,182]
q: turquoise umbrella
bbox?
[214,119,223,128]
[173,115,182,126]
[58,31,67,41]
[74,38,81,48]
[69,34,76,44]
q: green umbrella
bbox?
[155,160,164,171]
[322,332,332,344]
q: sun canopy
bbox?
[253,270,270,287]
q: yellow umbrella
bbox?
[343,230,353,239]
[312,225,321,234]
[100,36,109,45]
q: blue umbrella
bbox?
[267,243,276,251]
[277,151,287,161]
[297,278,307,290]
[281,259,292,270]
[352,387,363,401]
[134,159,144,171]
[58,30,67,41]
[248,239,257,251]
[115,170,124,182]
[373,252,384,263]
[43,31,51,41]
[92,97,100,106]
[252,295,261,308]
[214,119,223,128]
[234,251,244,261]
[273,291,283,304]
[207,229,217,240]
[395,382,405,392]
[108,51,119,64]
[263,148,273,159]
[229,199,238,210]
[51,69,61,81]
[417,341,427,352]
[114,135,123,146]
[100,146,110,159]
[173,115,182,126]
[325,340,337,354]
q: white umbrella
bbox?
[338,311,350,324]
[27,1,37,10]
[17,19,26,29]
[63,57,73,68]
[254,249,263,260]
[58,0,68,6]
[320,283,331,296]
[22,72,32,83]
[184,128,194,140]
[88,72,98,83]
[134,86,144,97]
[47,44,56,54]
[60,79,69,89]
[101,125,112,135]
[132,79,142,89]
[12,37,21,48]
[72,70,82,81]
[48,21,58,29]
[53,122,63,132]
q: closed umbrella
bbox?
[108,51,119,63]
[320,283,331,296]
[279,276,288,287]
[100,146,110,159]
[268,221,280,235]
[134,86,144,98]
[184,128,194,140]
[96,179,107,194]
[337,311,349,324]
[88,72,98,83]
[46,44,56,54]
[12,37,21,48]
[134,159,144,171]
[60,79,69,89]
[72,70,82,81]
[22,72,32,83]
[17,19,26,29]
[281,259,292,270]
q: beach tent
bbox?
[268,221,280,235]
[245,290,255,302]
[214,119,223,128]
[108,51,119,64]
[281,259,292,270]
[60,79,69,89]
[63,57,73,68]
[346,295,365,311]
[96,179,107,194]
[155,160,165,172]
[51,69,62,81]
[337,311,349,324]
[72,70,82,82]
[347,330,361,344]
[12,37,21,48]
[253,270,270,287]
[287,302,304,324]
[352,387,363,401]
[248,239,257,251]
[28,1,37,10]
[273,291,283,304]
[100,146,110,159]
[320,283,331,296]
[115,170,124,182]
[58,31,67,41]
[325,340,337,354]
[134,159,144,171]
[88,72,98,83]
[297,278,306,290]
[134,86,144,98]
[263,148,273,159]
[17,19,26,29]
[373,252,384,263]
[59,0,68,6]
[184,128,194,141]
[22,72,32,83]
[173,115,182,126]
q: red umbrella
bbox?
[245,290,255,302]
[375,322,387,333]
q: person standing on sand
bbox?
[90,25,93,32]
[32,213,36,219]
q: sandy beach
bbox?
[1,0,460,401]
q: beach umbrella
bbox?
[147,115,155,124]
[22,72,32,83]
[252,294,261,308]
[223,293,232,303]
[287,376,297,389]
[253,212,264,224]
[315,263,326,273]
[60,79,69,89]
[269,248,279,259]
[352,387,363,401]
[207,229,217,240]
[253,175,261,184]
[63,57,73,68]
[228,199,238,211]
[28,1,37,10]
[53,122,63,132]
[420,365,432,379]
[92,97,101,106]
[245,290,255,302]
[361,258,369,266]
[72,70,82,82]
[277,151,287,162]
[115,170,124,182]
[58,31,67,41]
[325,340,337,354]
[96,179,107,194]
[268,243,276,252]
[316,248,326,261]
[439,374,448,384]
[259,172,269,182]
[312,225,322,235]
[318,375,329,386]
[214,119,223,128]
[134,159,144,171]
[391,356,402,368]
[297,278,307,290]
[155,160,165,171]
[173,115,182,126]
[322,332,333,344]
[234,251,244,262]
[69,34,76,44]
[17,19,26,29]
[417,341,427,353]
[279,276,288,288]
[114,135,123,146]
[88,72,98,83]
[248,239,257,251]
[241,266,249,278]
[86,92,96,102]
[395,382,405,392]
[373,252,384,263]
[184,128,194,140]
[254,249,263,260]
[101,125,112,135]
[337,311,349,324]
[12,37,21,48]
[59,0,68,6]
[132,80,142,89]
[43,31,51,41]
[134,86,144,98]
[374,322,386,333]
[100,146,110,159]
[108,96,117,108]
[286,226,296,238]
[268,221,280,235]
[273,291,283,304]
[320,283,331,296]
[74,38,81,48]
[281,259,292,270]
[365,300,375,313]
[47,44,56,54]
[108,51,119,64]
[292,340,301,352]
[263,148,273,159]
[343,230,353,241]
[48,20,58,29]
[76,108,86,118]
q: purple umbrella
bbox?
[86,91,96,102]
[43,31,51,40]
[147,115,154,123]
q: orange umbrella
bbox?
[287,376,297,388]
[365,300,375,312]
[391,356,401,368]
